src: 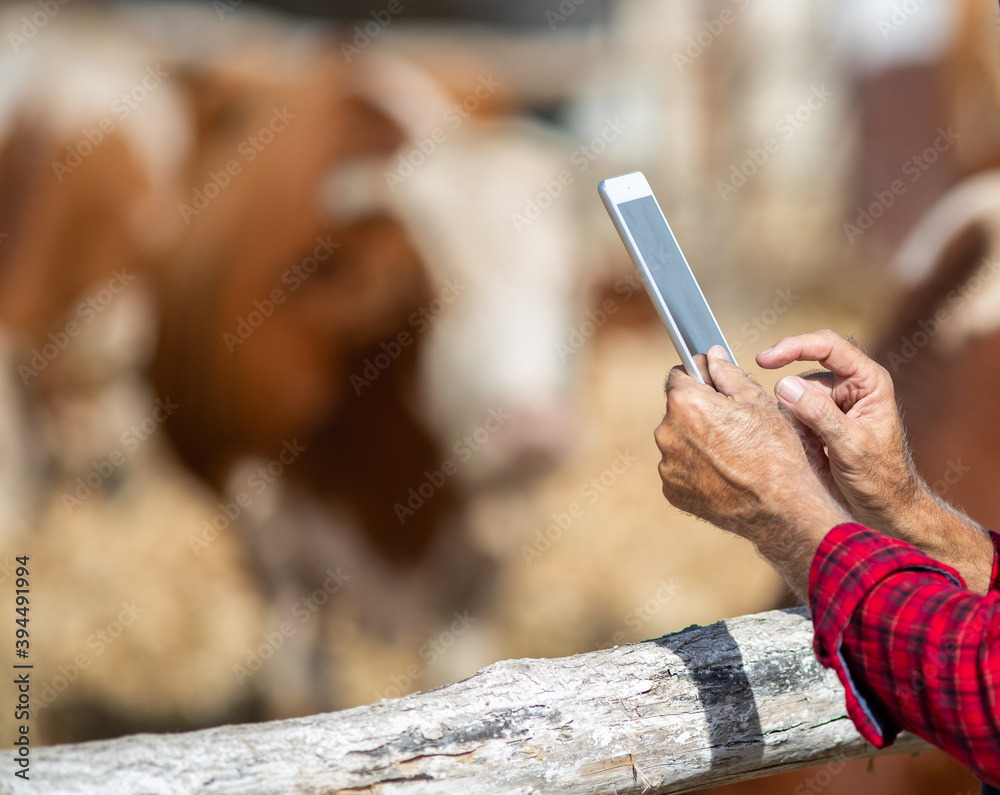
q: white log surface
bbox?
[0,608,927,794]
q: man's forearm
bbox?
[749,489,851,601]
[884,484,994,595]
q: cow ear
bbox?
[334,47,479,147]
[170,63,257,150]
[336,92,408,159]
[909,218,990,319]
[331,29,510,120]
[878,217,990,358]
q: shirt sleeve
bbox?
[809,523,1000,787]
[988,532,1000,592]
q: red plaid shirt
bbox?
[809,523,1000,786]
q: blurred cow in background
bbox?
[697,3,1000,793]
[11,10,996,795]
[0,4,416,734]
[947,0,1000,176]
[870,0,1000,543]
[324,52,586,485]
[874,171,1000,533]
[717,11,1000,791]
[203,50,592,715]
[0,2,593,738]
[765,177,1000,795]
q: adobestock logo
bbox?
[7,0,71,52]
[51,65,169,182]
[843,126,960,244]
[598,578,684,649]
[189,439,306,555]
[877,0,935,40]
[546,0,588,31]
[18,268,137,384]
[223,235,341,353]
[672,0,752,73]
[61,397,179,513]
[521,450,638,566]
[883,255,1000,372]
[349,277,467,395]
[178,107,296,224]
[792,755,849,795]
[33,600,145,711]
[232,567,350,686]
[511,116,629,234]
[393,408,512,524]
[214,0,245,19]
[729,287,800,358]
[371,610,477,701]
[929,459,970,498]
[717,85,835,202]
[339,0,411,62]
[383,75,502,192]
[555,299,622,362]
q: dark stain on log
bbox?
[439,705,564,747]
[748,656,826,697]
[655,624,765,768]
[357,705,564,759]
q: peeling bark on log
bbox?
[0,608,928,794]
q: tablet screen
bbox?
[617,196,729,358]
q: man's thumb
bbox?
[706,345,758,400]
[775,376,849,445]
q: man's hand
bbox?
[757,329,994,594]
[654,346,850,599]
[756,330,917,532]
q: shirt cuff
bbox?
[988,532,1000,592]
[808,523,964,747]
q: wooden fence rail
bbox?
[0,607,926,794]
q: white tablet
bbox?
[598,171,735,383]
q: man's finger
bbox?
[689,353,713,386]
[801,370,835,396]
[664,363,696,396]
[706,345,762,401]
[775,375,851,446]
[757,330,874,380]
[796,417,835,484]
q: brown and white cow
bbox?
[0,3,595,735]
[874,171,1000,533]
